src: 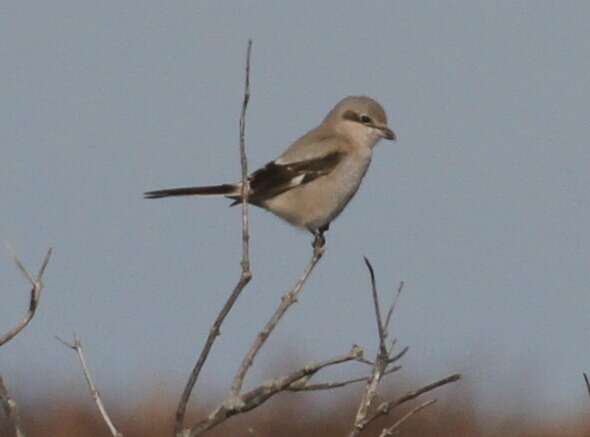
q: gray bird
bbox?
[145,96,396,246]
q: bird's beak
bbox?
[377,125,396,141]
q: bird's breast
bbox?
[263,152,372,230]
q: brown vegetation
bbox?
[5,387,589,437]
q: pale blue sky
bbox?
[1,1,589,421]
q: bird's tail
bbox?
[144,183,239,199]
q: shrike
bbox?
[145,96,396,245]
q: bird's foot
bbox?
[312,224,329,250]
[312,232,325,250]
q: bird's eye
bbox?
[360,114,372,124]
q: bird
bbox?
[145,96,396,247]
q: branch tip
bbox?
[60,335,123,437]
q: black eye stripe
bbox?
[342,110,361,122]
[342,110,375,124]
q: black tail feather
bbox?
[144,184,237,199]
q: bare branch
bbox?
[288,365,401,392]
[364,373,461,430]
[389,373,460,408]
[188,346,360,436]
[230,241,325,397]
[0,248,52,347]
[350,355,387,434]
[584,372,590,398]
[388,346,409,365]
[378,399,437,437]
[177,39,326,437]
[57,335,123,437]
[363,257,387,355]
[239,39,252,274]
[0,376,26,437]
[383,281,404,334]
[356,347,408,368]
[175,39,254,435]
[349,259,391,436]
[349,259,460,436]
[175,276,251,433]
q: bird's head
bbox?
[326,96,396,148]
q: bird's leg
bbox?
[312,224,330,249]
[313,232,325,249]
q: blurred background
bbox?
[1,1,589,435]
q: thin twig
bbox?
[230,241,325,396]
[388,346,409,365]
[0,248,52,347]
[384,281,404,334]
[584,372,590,397]
[239,39,252,273]
[175,39,254,435]
[57,335,123,437]
[378,399,437,437]
[0,376,26,437]
[388,374,461,409]
[287,365,401,392]
[349,346,407,368]
[188,346,359,436]
[364,373,461,429]
[363,257,386,355]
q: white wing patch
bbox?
[290,173,306,186]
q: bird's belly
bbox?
[263,155,371,230]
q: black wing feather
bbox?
[230,151,344,206]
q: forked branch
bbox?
[57,335,123,437]
[230,240,324,396]
[378,399,437,437]
[182,239,325,436]
[188,345,361,436]
[287,365,401,392]
[177,40,327,437]
[349,258,460,436]
[1,247,52,437]
[0,247,52,347]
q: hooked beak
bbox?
[376,125,396,141]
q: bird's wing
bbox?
[230,125,351,205]
[274,124,341,164]
[231,150,345,206]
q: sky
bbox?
[1,1,589,422]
